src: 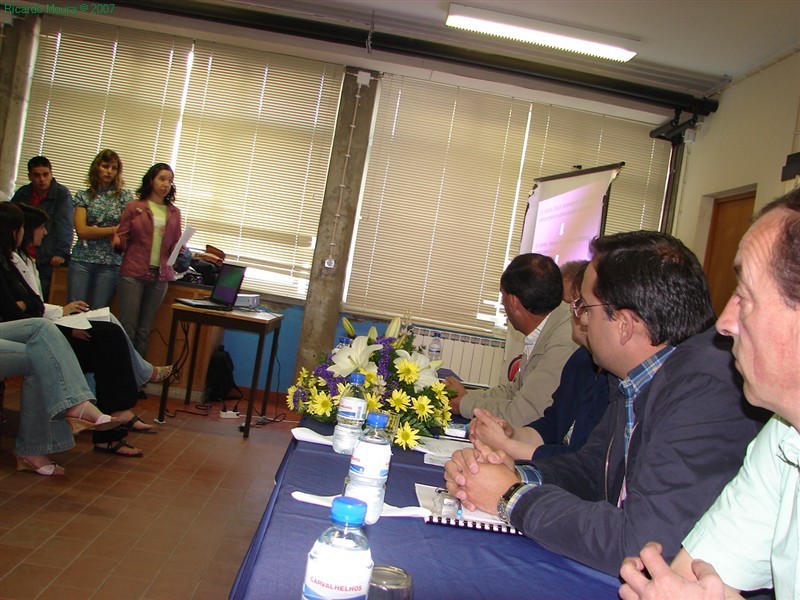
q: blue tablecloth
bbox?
[230,422,620,600]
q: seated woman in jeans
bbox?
[15,203,172,432]
[0,203,146,456]
[0,318,119,475]
[113,163,183,358]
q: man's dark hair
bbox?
[501,253,562,315]
[27,156,52,173]
[758,187,800,307]
[590,231,715,346]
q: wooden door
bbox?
[704,193,755,316]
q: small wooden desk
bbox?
[158,304,284,438]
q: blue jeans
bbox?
[117,276,168,358]
[67,260,120,309]
[0,318,94,455]
[108,313,153,387]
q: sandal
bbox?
[122,415,157,434]
[65,402,120,435]
[93,439,144,457]
[14,454,66,476]
[148,365,173,383]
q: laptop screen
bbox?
[211,263,246,305]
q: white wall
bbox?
[673,51,800,260]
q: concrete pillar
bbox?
[0,14,39,201]
[296,68,379,375]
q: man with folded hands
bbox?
[444,230,765,575]
[619,189,800,600]
[446,253,577,426]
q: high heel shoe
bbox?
[14,455,65,476]
[65,402,120,435]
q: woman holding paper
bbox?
[0,202,148,453]
[114,163,183,357]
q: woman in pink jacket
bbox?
[114,163,182,357]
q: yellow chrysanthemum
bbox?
[388,389,411,412]
[395,358,420,385]
[412,395,433,420]
[394,421,421,449]
[433,406,452,427]
[308,390,333,417]
[365,391,382,413]
[286,385,298,410]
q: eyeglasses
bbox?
[571,297,611,319]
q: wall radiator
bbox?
[413,327,506,387]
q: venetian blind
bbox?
[17,17,344,299]
[18,18,191,194]
[346,74,672,332]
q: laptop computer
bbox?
[176,263,247,311]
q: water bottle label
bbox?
[349,444,391,479]
[338,395,367,420]
[303,545,372,599]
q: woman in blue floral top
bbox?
[67,149,133,308]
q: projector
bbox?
[235,293,260,308]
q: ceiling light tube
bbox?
[446,4,639,62]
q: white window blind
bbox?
[17,17,344,299]
[18,18,191,192]
[346,74,672,332]
[177,41,343,297]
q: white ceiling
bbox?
[117,0,799,122]
[225,0,800,92]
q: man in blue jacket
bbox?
[11,156,74,301]
[445,230,764,575]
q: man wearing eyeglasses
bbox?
[444,230,764,575]
[619,189,800,600]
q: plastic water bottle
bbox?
[428,332,443,362]
[335,336,351,350]
[332,372,368,455]
[344,412,392,525]
[302,496,373,600]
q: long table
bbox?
[230,421,620,599]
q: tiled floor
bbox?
[0,383,297,599]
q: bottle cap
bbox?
[338,336,351,345]
[331,496,367,525]
[349,372,366,385]
[365,412,389,428]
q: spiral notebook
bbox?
[414,484,522,536]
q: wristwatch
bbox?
[496,481,526,524]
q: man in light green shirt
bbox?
[619,188,800,600]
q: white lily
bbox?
[385,316,402,338]
[394,349,440,392]
[327,335,382,378]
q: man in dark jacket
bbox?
[10,156,74,301]
[445,231,764,575]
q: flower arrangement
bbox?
[287,317,454,449]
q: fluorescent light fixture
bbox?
[446,4,639,62]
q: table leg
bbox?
[261,323,282,416]
[243,331,266,438]
[184,321,202,405]
[158,309,179,422]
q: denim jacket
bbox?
[116,200,182,282]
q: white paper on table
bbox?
[291,491,432,519]
[167,224,196,266]
[291,427,334,446]
[413,436,472,458]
